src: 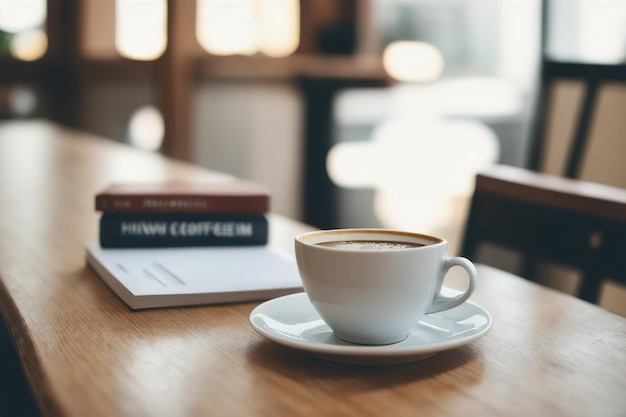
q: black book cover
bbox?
[99,213,269,248]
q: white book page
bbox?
[87,244,302,297]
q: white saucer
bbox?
[250,292,492,365]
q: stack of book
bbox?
[89,180,303,310]
[87,180,302,309]
[95,180,271,248]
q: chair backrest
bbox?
[526,0,626,186]
[461,164,626,305]
[459,0,626,311]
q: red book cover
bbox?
[95,180,270,214]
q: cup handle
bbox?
[425,256,477,314]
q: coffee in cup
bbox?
[295,229,477,345]
[315,240,424,250]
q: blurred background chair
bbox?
[461,165,626,304]
[461,0,626,306]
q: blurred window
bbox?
[0,0,48,61]
[373,0,541,90]
[196,0,300,56]
[115,0,167,61]
[546,0,626,64]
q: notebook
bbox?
[86,244,303,309]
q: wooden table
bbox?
[0,120,624,417]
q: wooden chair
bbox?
[461,0,626,304]
[461,165,626,303]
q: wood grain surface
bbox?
[0,120,624,417]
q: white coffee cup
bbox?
[294,228,477,345]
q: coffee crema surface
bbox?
[316,240,424,250]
